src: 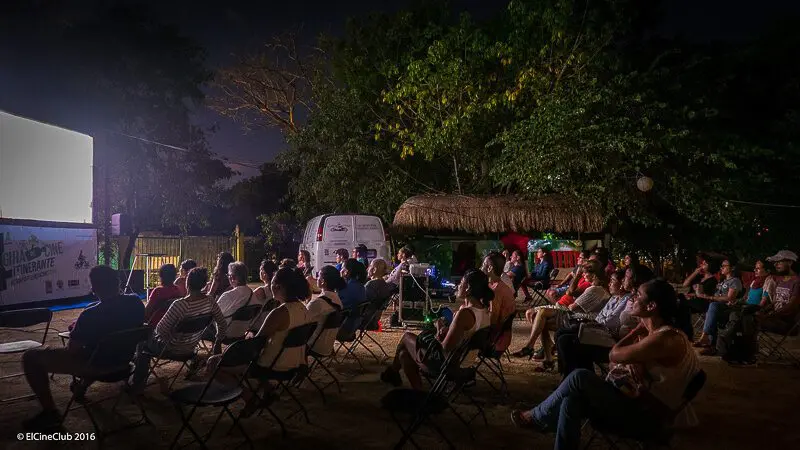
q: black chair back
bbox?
[87,326,152,368]
[219,336,267,368]
[322,310,346,330]
[550,269,560,280]
[0,308,53,328]
[175,314,213,333]
[683,369,706,403]
[231,304,262,322]
[466,326,492,352]
[284,323,318,348]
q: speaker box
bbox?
[120,269,144,295]
[111,213,132,236]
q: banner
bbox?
[0,224,96,306]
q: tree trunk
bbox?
[452,155,462,194]
[122,227,140,271]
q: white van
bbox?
[299,214,391,272]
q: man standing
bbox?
[758,250,800,334]
[21,266,144,431]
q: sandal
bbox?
[533,346,557,361]
[533,361,556,373]
[512,347,535,359]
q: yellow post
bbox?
[234,225,245,262]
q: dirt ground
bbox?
[2,305,800,450]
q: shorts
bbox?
[553,286,569,297]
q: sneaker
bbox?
[22,410,62,431]
[380,368,402,387]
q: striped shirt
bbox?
[155,295,227,355]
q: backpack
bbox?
[717,306,758,363]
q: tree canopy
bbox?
[215,0,800,262]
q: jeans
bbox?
[132,339,167,388]
[556,328,610,378]
[529,369,661,450]
[703,302,730,345]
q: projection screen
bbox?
[0,111,93,224]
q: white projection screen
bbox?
[0,111,93,224]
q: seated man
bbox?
[21,266,145,431]
[482,252,516,352]
[758,251,800,335]
[547,250,590,300]
[131,268,227,390]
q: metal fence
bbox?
[110,235,236,288]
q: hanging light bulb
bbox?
[637,176,654,192]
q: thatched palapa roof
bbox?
[392,195,605,234]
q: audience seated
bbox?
[173,259,197,297]
[757,250,800,335]
[365,258,394,302]
[334,248,349,271]
[683,254,720,314]
[144,264,183,327]
[238,267,313,416]
[482,252,516,352]
[307,266,345,355]
[204,252,234,299]
[380,269,492,390]
[511,279,701,450]
[131,268,227,391]
[521,248,554,302]
[546,250,591,301]
[337,258,369,340]
[556,266,654,378]
[22,266,145,431]
[745,259,775,307]
[512,260,610,371]
[386,247,414,287]
[297,249,319,293]
[252,259,279,329]
[506,250,528,295]
[214,261,259,344]
[693,259,743,355]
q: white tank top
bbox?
[462,305,491,338]
[645,326,700,411]
[257,301,311,371]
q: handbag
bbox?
[605,362,649,398]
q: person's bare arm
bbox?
[440,308,476,353]
[610,327,683,365]
[566,268,583,296]
[682,268,702,288]
[701,287,738,304]
[559,272,574,287]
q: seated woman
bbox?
[507,250,528,295]
[683,254,720,314]
[297,249,319,294]
[556,266,654,378]
[380,269,492,390]
[546,250,591,301]
[521,247,554,302]
[144,264,183,327]
[306,266,345,356]
[745,259,775,307]
[251,259,279,332]
[204,252,235,299]
[694,259,743,355]
[217,267,312,416]
[173,259,197,297]
[512,260,610,371]
[511,279,701,449]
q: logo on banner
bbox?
[68,280,80,288]
[2,234,64,287]
[74,251,91,270]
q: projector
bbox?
[408,263,430,276]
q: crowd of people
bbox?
[15,244,800,450]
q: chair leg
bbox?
[365,332,391,360]
[223,406,254,450]
[282,383,311,424]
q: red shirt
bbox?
[557,277,592,306]
[144,284,183,326]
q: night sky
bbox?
[1,0,798,181]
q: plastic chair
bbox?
[759,316,800,367]
[61,326,153,443]
[168,336,267,450]
[338,296,392,366]
[0,307,53,403]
